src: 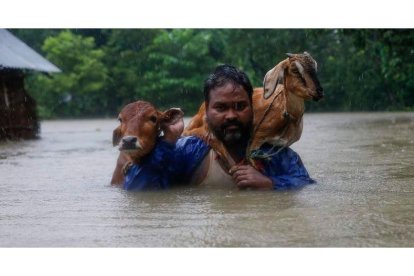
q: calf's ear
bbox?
[160,108,184,126]
[112,127,122,146]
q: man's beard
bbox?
[207,118,251,146]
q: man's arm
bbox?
[124,139,176,190]
[264,147,315,189]
[230,165,273,189]
[123,117,184,191]
[123,118,211,190]
[230,146,315,190]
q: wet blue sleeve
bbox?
[124,139,175,191]
[172,136,210,179]
[263,146,315,190]
[123,136,210,191]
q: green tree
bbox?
[344,29,414,110]
[11,29,61,53]
[16,28,414,117]
[221,29,312,85]
[103,29,162,115]
[27,30,108,118]
[139,29,220,113]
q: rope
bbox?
[249,113,291,160]
[247,85,286,161]
[251,86,284,138]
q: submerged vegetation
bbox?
[12,29,414,118]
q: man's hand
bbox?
[229,165,273,190]
[161,117,184,144]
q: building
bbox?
[0,29,60,140]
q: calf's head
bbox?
[263,52,324,101]
[112,101,183,162]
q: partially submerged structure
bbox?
[0,29,60,140]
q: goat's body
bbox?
[249,86,304,155]
[183,103,208,140]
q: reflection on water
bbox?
[0,113,413,247]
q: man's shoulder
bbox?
[175,136,211,158]
[177,135,209,148]
[173,136,211,175]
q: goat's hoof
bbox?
[250,149,263,159]
[250,149,271,160]
[247,157,255,166]
[251,159,266,173]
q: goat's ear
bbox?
[293,60,305,78]
[160,108,184,126]
[263,65,284,99]
[112,127,122,147]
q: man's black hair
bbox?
[203,64,253,102]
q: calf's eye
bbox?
[150,115,157,123]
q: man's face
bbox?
[206,82,253,146]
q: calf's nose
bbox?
[122,136,137,144]
[120,135,141,150]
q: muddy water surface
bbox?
[0,113,413,247]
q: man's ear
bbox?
[160,108,184,126]
[112,127,122,147]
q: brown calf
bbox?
[183,52,323,170]
[111,101,183,185]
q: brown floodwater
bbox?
[0,112,413,247]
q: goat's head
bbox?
[112,101,183,162]
[263,52,324,101]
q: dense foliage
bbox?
[12,29,414,118]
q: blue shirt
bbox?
[124,136,315,191]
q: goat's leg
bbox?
[209,138,235,173]
[246,136,268,169]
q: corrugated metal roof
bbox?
[0,29,61,73]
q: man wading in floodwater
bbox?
[124,65,314,190]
